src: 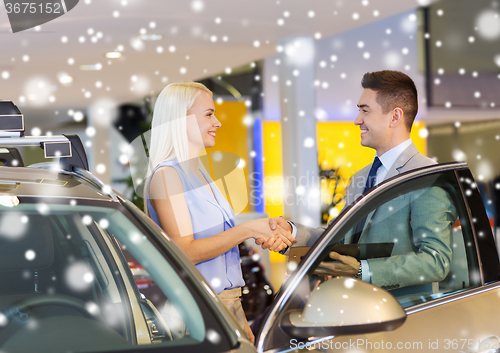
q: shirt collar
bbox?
[376,138,412,172]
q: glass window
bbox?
[0,201,231,353]
[310,170,479,307]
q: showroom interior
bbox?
[1,0,500,289]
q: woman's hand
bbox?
[256,236,286,252]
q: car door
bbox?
[256,162,500,353]
[336,166,500,353]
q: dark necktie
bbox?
[351,157,382,243]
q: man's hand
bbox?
[255,216,294,252]
[315,251,360,277]
[269,216,292,233]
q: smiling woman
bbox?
[143,82,295,344]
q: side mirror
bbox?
[281,277,406,338]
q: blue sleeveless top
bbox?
[147,158,244,294]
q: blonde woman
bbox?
[144,82,294,344]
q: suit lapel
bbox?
[348,165,371,205]
[384,143,419,180]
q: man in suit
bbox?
[261,70,456,292]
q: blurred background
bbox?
[1,0,500,289]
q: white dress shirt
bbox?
[374,138,413,186]
[361,138,413,282]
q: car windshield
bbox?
[0,198,230,353]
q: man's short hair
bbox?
[361,70,418,132]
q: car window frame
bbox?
[455,168,500,284]
[47,210,142,344]
[403,168,500,315]
[119,197,244,350]
[311,168,479,300]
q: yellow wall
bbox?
[262,122,284,219]
[202,100,251,214]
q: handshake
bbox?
[240,216,297,253]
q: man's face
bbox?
[354,88,394,155]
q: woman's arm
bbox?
[150,166,292,264]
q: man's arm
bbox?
[367,185,456,289]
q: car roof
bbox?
[0,165,114,201]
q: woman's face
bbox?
[186,91,220,149]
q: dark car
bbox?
[2,101,500,353]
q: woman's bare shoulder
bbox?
[150,165,185,197]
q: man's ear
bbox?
[389,107,404,128]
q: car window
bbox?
[309,169,480,307]
[0,201,231,353]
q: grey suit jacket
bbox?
[293,143,456,292]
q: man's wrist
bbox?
[354,262,362,279]
[279,221,296,255]
[287,221,297,238]
[360,260,371,282]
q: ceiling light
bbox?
[138,34,163,41]
[106,51,122,59]
[0,195,20,207]
[79,63,103,71]
[58,74,73,84]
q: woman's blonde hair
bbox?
[144,82,212,214]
